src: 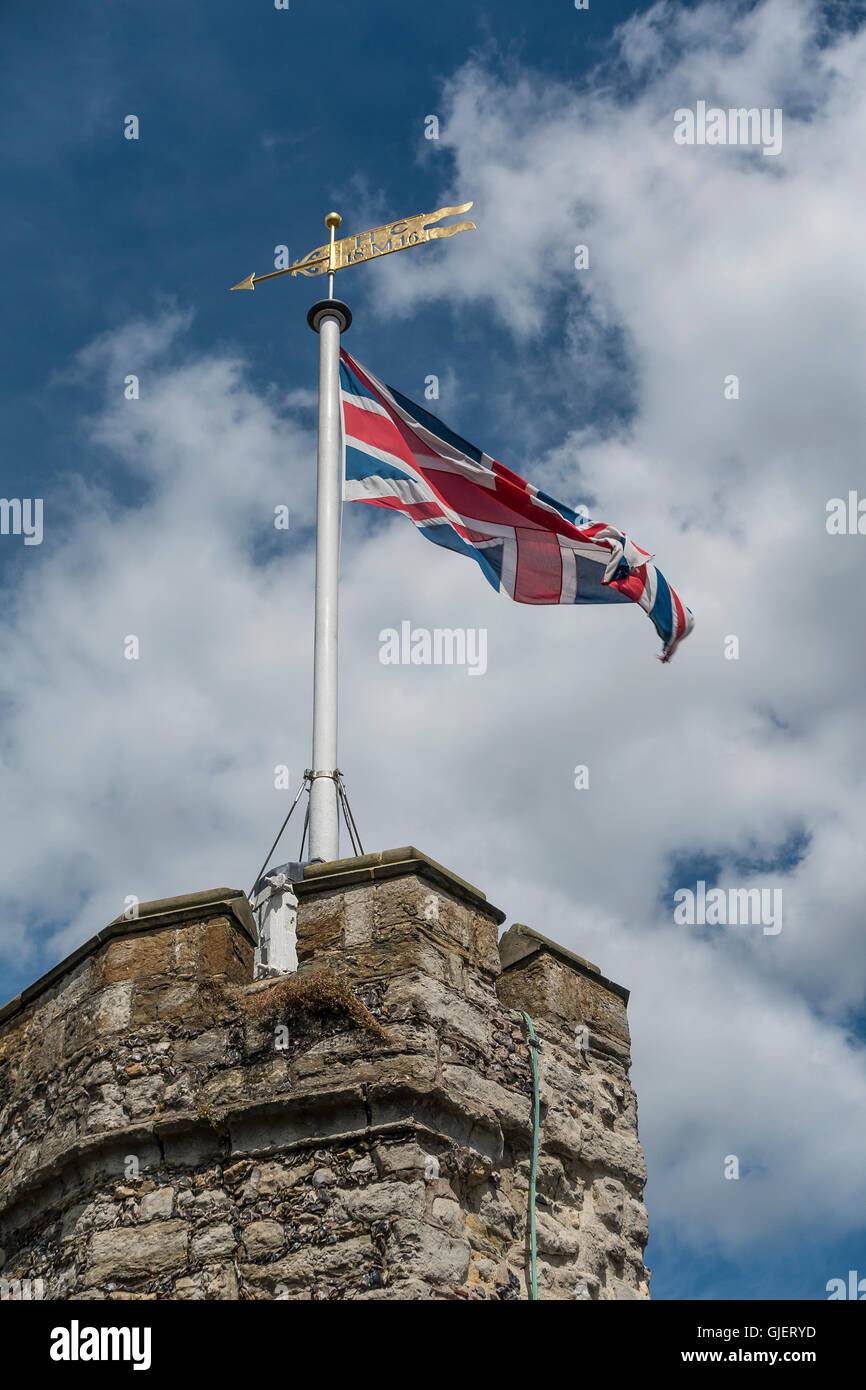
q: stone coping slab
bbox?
[499,922,630,1003]
[0,887,257,1026]
[297,847,506,925]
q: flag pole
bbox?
[306,213,351,863]
[230,201,476,867]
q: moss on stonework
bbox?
[196,1100,222,1130]
[242,970,389,1040]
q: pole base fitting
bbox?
[307,299,352,333]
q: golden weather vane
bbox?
[229,202,476,295]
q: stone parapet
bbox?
[0,852,649,1300]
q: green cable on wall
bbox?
[522,1011,540,1301]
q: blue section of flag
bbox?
[573,554,631,604]
[420,522,505,590]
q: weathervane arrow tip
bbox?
[230,272,256,292]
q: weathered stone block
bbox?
[191,1222,236,1261]
[102,931,176,985]
[384,974,491,1049]
[242,1220,285,1257]
[535,1207,581,1257]
[174,1028,228,1065]
[140,1187,174,1222]
[592,1176,625,1232]
[124,1077,165,1121]
[430,1194,463,1235]
[386,1219,471,1287]
[242,1235,377,1294]
[372,1139,431,1178]
[623,1196,650,1247]
[296,900,344,964]
[199,917,253,982]
[96,983,133,1034]
[440,1065,531,1137]
[339,1180,425,1224]
[578,1118,647,1185]
[88,1220,188,1284]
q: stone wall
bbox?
[0,849,650,1300]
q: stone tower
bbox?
[0,848,650,1300]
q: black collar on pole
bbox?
[307,299,352,334]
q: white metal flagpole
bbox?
[306,213,352,863]
[230,201,476,870]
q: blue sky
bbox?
[2,0,866,1301]
[1,0,692,523]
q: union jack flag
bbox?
[339,349,694,663]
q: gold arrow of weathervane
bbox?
[230,202,475,291]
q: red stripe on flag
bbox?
[608,568,647,604]
[512,528,564,603]
[343,400,419,472]
[670,588,686,644]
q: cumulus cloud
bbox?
[0,311,321,967]
[2,0,865,1279]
